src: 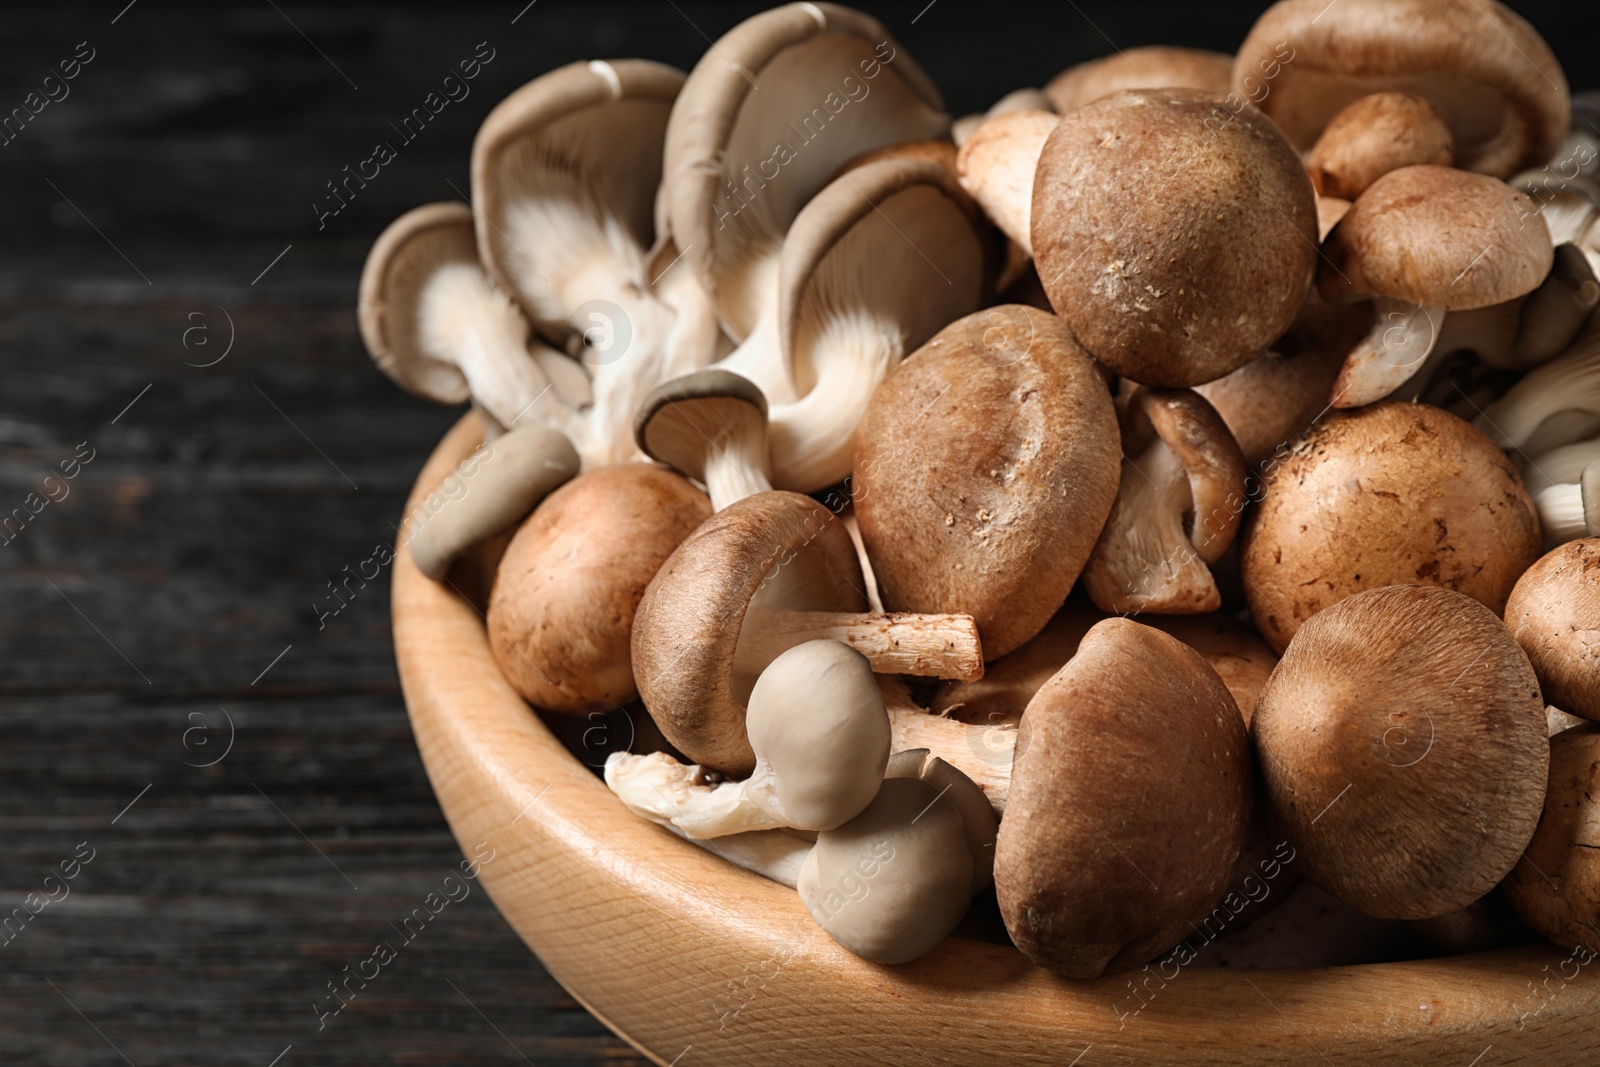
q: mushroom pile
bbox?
[363,1,1600,975]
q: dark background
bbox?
[1,2,1595,1064]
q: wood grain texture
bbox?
[398,415,1600,1066]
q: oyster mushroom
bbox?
[1475,328,1600,456]
[852,305,1121,660]
[1504,723,1600,953]
[1081,388,1248,615]
[1505,539,1600,721]
[664,2,948,347]
[1043,46,1233,113]
[632,491,984,774]
[1239,401,1543,653]
[472,59,718,467]
[1032,87,1318,388]
[358,201,560,433]
[1253,585,1548,919]
[1320,166,1554,407]
[487,463,711,713]
[633,369,772,511]
[995,618,1253,978]
[1306,92,1455,200]
[1233,0,1569,178]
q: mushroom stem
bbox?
[1330,298,1445,407]
[603,750,790,839]
[417,263,564,431]
[1474,331,1600,452]
[1532,463,1600,543]
[887,705,1012,814]
[735,610,984,683]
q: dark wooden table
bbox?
[1,2,1595,1064]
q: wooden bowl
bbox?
[395,414,1600,1065]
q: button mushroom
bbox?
[852,305,1121,660]
[797,773,987,964]
[1239,401,1543,653]
[1305,92,1455,200]
[1253,585,1549,919]
[1043,46,1233,114]
[472,59,718,467]
[1505,539,1600,722]
[995,618,1253,978]
[1319,166,1554,407]
[605,640,890,836]
[663,2,948,346]
[1234,0,1570,178]
[1504,723,1600,953]
[487,463,711,713]
[1081,387,1249,615]
[1031,87,1318,388]
[632,490,984,774]
[358,201,560,434]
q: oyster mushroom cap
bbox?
[1307,92,1455,200]
[1044,46,1233,113]
[1233,0,1569,178]
[1253,585,1548,920]
[664,2,948,342]
[1239,402,1543,653]
[488,463,711,713]
[1032,87,1318,388]
[1505,538,1600,722]
[357,201,559,432]
[633,369,773,511]
[1504,723,1600,953]
[852,305,1121,660]
[995,618,1253,978]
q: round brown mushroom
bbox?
[633,491,985,774]
[1253,585,1549,919]
[1239,401,1543,653]
[852,305,1121,661]
[995,618,1253,978]
[1234,0,1569,178]
[488,464,711,713]
[1505,538,1600,721]
[1032,88,1318,388]
[1043,46,1233,113]
[1504,723,1600,953]
[1306,92,1455,200]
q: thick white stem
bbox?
[1535,483,1590,543]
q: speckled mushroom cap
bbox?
[632,491,866,774]
[663,2,947,341]
[1505,538,1600,721]
[1306,92,1455,200]
[1320,166,1553,310]
[1031,88,1317,388]
[1504,724,1600,952]
[1253,586,1548,920]
[1240,402,1543,654]
[488,464,711,714]
[995,618,1253,978]
[1233,0,1569,178]
[1043,47,1233,114]
[852,305,1120,660]
[357,201,480,405]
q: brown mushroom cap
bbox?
[995,618,1252,978]
[1320,166,1553,311]
[1307,92,1455,200]
[1504,723,1600,953]
[852,305,1121,660]
[488,464,711,713]
[1240,402,1543,653]
[1505,538,1600,721]
[1032,88,1318,388]
[1044,47,1233,114]
[634,491,867,774]
[1234,0,1569,178]
[1145,615,1280,729]
[1253,585,1549,920]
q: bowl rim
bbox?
[395,413,1599,1066]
